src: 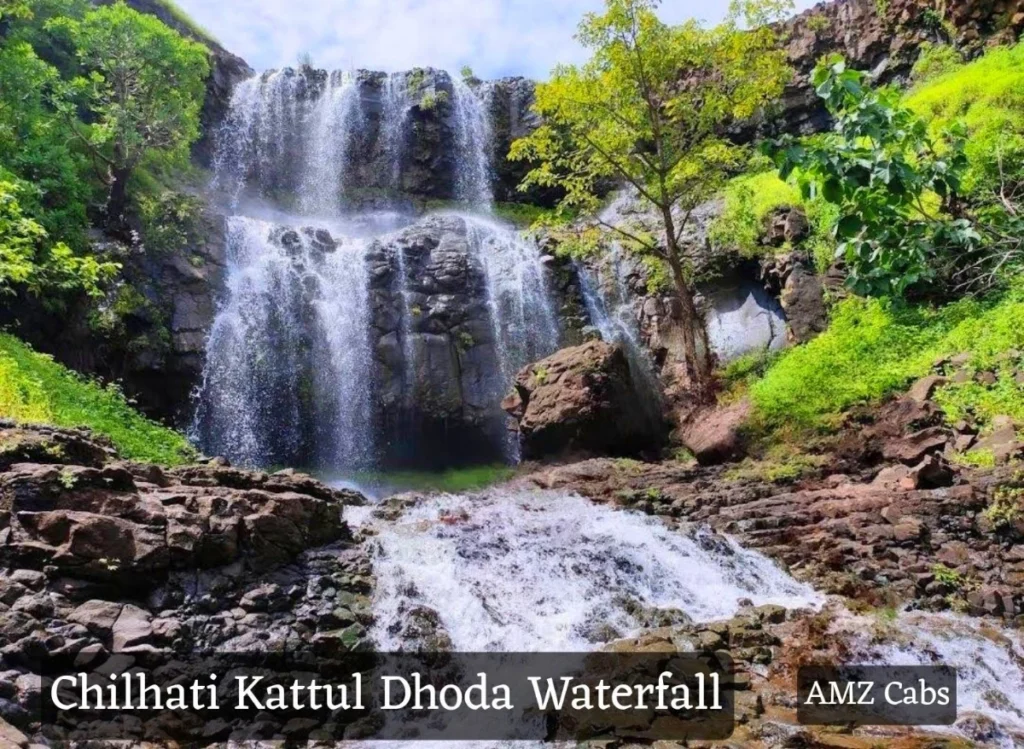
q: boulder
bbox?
[502,341,666,460]
[679,399,752,466]
[0,426,360,589]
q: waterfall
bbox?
[300,71,363,215]
[451,78,494,208]
[380,72,411,192]
[192,217,375,469]
[212,69,305,205]
[465,215,561,386]
[197,67,563,471]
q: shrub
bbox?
[709,170,838,271]
[749,282,1024,432]
[0,332,195,464]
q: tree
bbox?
[510,0,792,394]
[0,179,117,300]
[0,40,91,247]
[767,55,981,297]
[47,2,209,227]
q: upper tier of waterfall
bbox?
[193,68,563,472]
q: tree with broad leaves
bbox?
[766,55,985,298]
[47,2,209,229]
[510,0,792,395]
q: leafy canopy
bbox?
[768,55,977,297]
[0,179,117,299]
[47,2,209,214]
[510,0,792,266]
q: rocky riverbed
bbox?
[2,396,1023,745]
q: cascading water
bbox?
[195,67,564,470]
[451,78,494,207]
[300,71,362,215]
[192,217,376,468]
[465,215,561,386]
[380,72,411,191]
[359,489,823,652]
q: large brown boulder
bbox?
[502,341,666,460]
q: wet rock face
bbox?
[502,340,668,460]
[366,215,511,467]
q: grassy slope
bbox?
[748,283,1024,434]
[0,332,196,465]
[740,44,1024,440]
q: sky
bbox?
[176,0,821,79]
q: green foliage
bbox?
[48,2,210,220]
[136,189,204,253]
[0,332,195,464]
[768,55,975,297]
[724,451,826,483]
[950,448,997,468]
[749,283,1024,432]
[491,201,562,228]
[459,65,479,85]
[910,42,964,83]
[934,370,1024,431]
[419,90,448,111]
[532,365,550,385]
[931,563,964,589]
[511,0,793,388]
[985,482,1023,529]
[150,0,217,44]
[512,0,792,250]
[905,42,1024,202]
[0,40,93,247]
[0,180,117,300]
[708,170,838,270]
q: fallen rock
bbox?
[679,399,752,466]
[68,600,123,638]
[502,341,666,460]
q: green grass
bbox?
[345,464,517,494]
[708,170,839,272]
[491,202,562,228]
[0,332,196,465]
[151,0,219,46]
[748,281,1024,434]
[906,41,1024,198]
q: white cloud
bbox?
[176,0,819,79]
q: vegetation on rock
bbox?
[749,282,1024,434]
[0,332,196,464]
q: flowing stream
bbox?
[196,66,1024,748]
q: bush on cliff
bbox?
[0,332,196,464]
[749,281,1024,433]
[905,42,1024,201]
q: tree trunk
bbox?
[659,206,713,399]
[666,253,712,397]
